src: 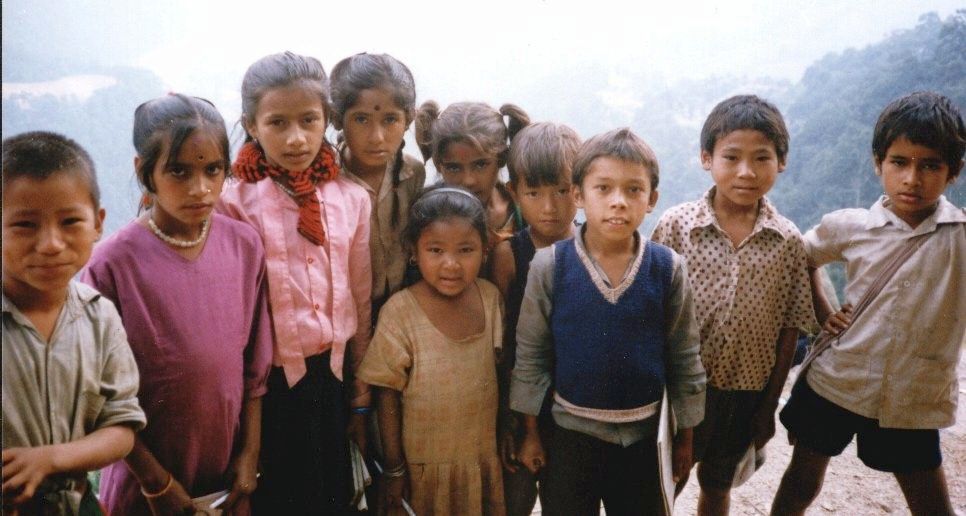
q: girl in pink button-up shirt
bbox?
[217,51,372,515]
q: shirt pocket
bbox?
[894,356,957,428]
[822,347,873,402]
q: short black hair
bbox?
[872,91,965,177]
[572,128,659,188]
[700,95,789,162]
[1,131,100,209]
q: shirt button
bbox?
[314,304,320,311]
[307,257,314,264]
[902,280,911,288]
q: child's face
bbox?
[2,172,104,301]
[511,178,577,245]
[437,142,501,204]
[575,156,657,246]
[341,87,408,175]
[246,84,327,173]
[142,130,225,232]
[414,217,484,298]
[702,129,785,210]
[876,136,956,227]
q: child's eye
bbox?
[890,158,906,166]
[472,160,490,171]
[443,164,462,174]
[304,116,321,125]
[62,217,84,226]
[384,115,399,125]
[10,220,37,229]
[459,246,476,253]
[353,115,368,125]
[723,155,738,161]
[595,184,609,192]
[270,119,286,127]
[557,188,570,196]
[922,162,942,171]
[206,164,225,176]
[524,191,539,198]
[168,167,188,178]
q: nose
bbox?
[541,194,557,214]
[189,174,215,198]
[609,190,628,208]
[37,224,67,255]
[737,160,755,178]
[368,124,385,144]
[287,126,308,147]
[441,252,460,270]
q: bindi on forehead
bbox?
[374,104,381,111]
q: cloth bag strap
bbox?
[793,232,929,387]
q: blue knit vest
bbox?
[551,238,673,411]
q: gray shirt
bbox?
[2,281,146,450]
[510,230,706,446]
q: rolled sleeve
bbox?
[348,194,374,408]
[509,246,556,416]
[803,213,848,267]
[243,256,274,399]
[663,253,706,429]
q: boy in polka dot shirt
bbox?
[651,95,816,515]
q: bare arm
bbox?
[2,425,135,505]
[808,267,835,326]
[491,240,515,301]
[222,396,262,510]
[750,327,799,449]
[124,436,195,514]
[376,387,409,511]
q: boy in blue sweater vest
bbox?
[510,128,706,515]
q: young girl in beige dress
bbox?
[358,185,505,515]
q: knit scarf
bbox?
[233,141,339,246]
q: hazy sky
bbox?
[5,0,962,103]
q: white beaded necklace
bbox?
[148,217,210,248]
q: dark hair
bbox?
[700,94,789,162]
[872,91,966,176]
[403,183,488,254]
[1,131,100,209]
[507,122,581,188]
[330,52,417,228]
[572,128,660,188]
[414,101,529,166]
[240,51,330,142]
[133,94,230,202]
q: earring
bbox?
[409,256,417,266]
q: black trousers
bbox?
[541,425,665,516]
[252,352,350,515]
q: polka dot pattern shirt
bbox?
[651,188,817,391]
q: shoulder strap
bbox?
[794,232,929,383]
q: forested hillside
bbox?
[2,11,963,237]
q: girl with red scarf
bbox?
[217,51,373,515]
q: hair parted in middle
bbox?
[133,94,230,197]
[403,183,489,254]
[414,101,530,166]
[507,121,581,188]
[240,51,330,142]
[572,127,660,188]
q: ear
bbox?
[497,149,509,168]
[572,183,585,209]
[94,207,106,238]
[873,154,883,176]
[331,114,343,131]
[647,189,659,214]
[701,150,713,171]
[134,156,142,170]
[777,158,787,173]
[506,182,519,203]
[244,118,259,142]
[949,158,964,185]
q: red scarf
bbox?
[233,141,339,246]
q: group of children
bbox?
[1,47,962,516]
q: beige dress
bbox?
[359,279,505,516]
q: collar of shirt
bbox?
[868,194,966,232]
[573,225,644,288]
[2,282,99,330]
[688,187,793,242]
[339,145,416,202]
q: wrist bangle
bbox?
[141,472,173,499]
[351,406,373,415]
[383,462,407,478]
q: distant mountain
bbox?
[2,66,166,233]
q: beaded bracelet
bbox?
[141,472,173,499]
[351,406,373,415]
[383,462,407,478]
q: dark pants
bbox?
[252,352,350,515]
[541,425,665,516]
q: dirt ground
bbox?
[672,352,966,515]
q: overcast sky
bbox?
[5,1,962,95]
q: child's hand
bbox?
[221,449,258,513]
[144,476,195,516]
[499,429,519,473]
[822,303,853,336]
[517,431,546,474]
[2,446,58,505]
[671,428,694,484]
[382,472,410,516]
[751,402,778,449]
